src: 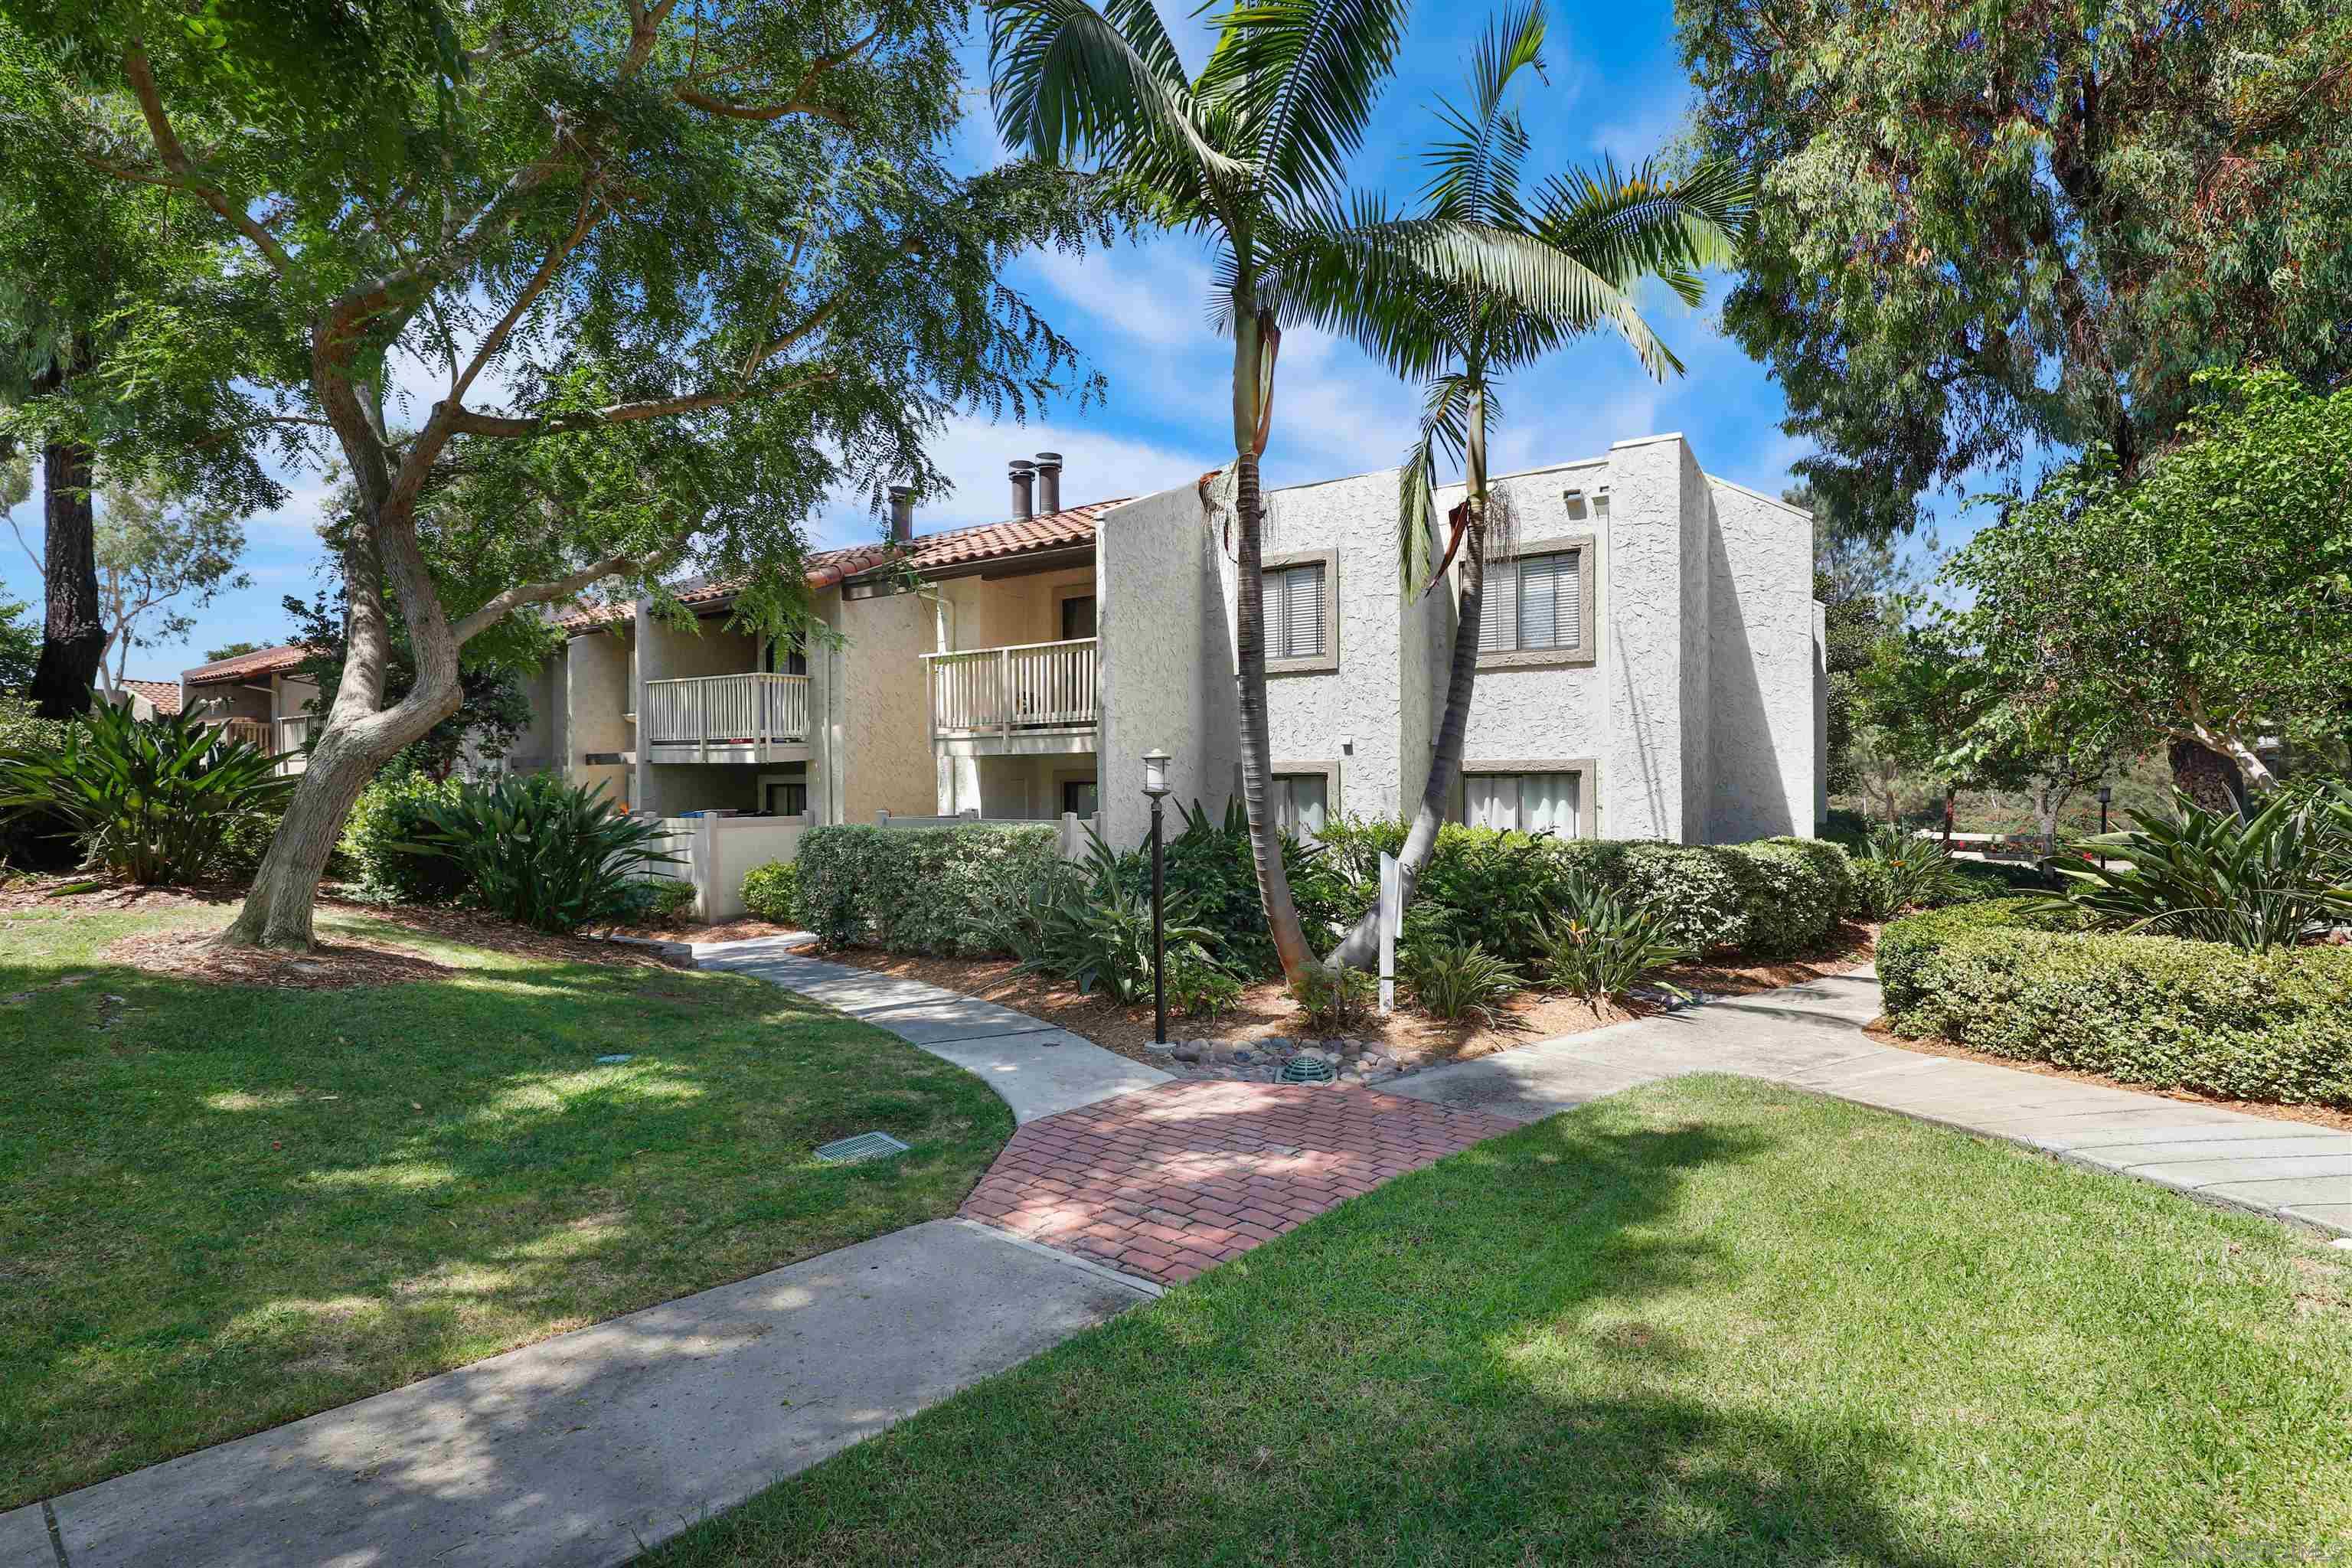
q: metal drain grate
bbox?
[1279,1056,1337,1085]
[815,1131,911,1164]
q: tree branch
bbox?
[122,44,292,273]
[439,370,837,439]
[452,545,682,643]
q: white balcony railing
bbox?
[643,672,811,753]
[922,637,1098,740]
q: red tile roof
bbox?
[117,678,183,714]
[182,643,318,683]
[555,498,1123,630]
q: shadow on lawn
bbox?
[649,1106,2042,1567]
[0,942,1008,1507]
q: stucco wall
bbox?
[567,628,633,808]
[835,586,935,819]
[1812,599,1830,827]
[1256,467,1413,822]
[1098,487,1233,848]
[1601,433,1696,840]
[1446,459,1612,832]
[1703,476,1816,841]
[506,653,560,775]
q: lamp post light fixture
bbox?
[2096,784,2114,869]
[1142,750,1172,1046]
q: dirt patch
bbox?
[822,926,1879,1071]
[324,901,695,973]
[1860,1020,2352,1133]
[590,916,806,946]
[104,927,456,989]
[0,874,235,916]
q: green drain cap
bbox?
[1280,1056,1337,1085]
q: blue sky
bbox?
[4,0,1939,681]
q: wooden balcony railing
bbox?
[643,672,811,753]
[922,636,1098,740]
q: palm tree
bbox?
[987,0,1680,982]
[1319,4,1752,968]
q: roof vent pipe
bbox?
[1008,459,1036,520]
[1034,452,1063,514]
[887,484,915,543]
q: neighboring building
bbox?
[178,643,320,770]
[103,679,184,720]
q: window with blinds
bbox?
[1263,561,1327,660]
[1271,773,1329,837]
[1478,549,1580,653]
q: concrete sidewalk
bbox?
[1388,971,2352,1238]
[13,1222,1151,1568]
[8,942,1174,1568]
[694,937,1170,1122]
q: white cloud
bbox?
[1022,240,1220,351]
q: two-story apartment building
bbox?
[182,434,1824,920]
[178,643,321,772]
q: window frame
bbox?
[1457,758,1596,838]
[1260,549,1339,674]
[1473,535,1596,670]
[1268,759,1341,838]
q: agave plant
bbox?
[2041,787,2352,951]
[0,704,296,884]
[394,774,682,934]
[1534,868,1694,1001]
[1399,935,1523,1024]
[1010,827,1223,1004]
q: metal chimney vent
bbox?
[1008,459,1037,520]
[1034,451,1063,514]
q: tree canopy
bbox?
[1678,0,2352,540]
[0,0,1129,944]
[1948,369,2352,797]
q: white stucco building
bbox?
[478,433,1825,916]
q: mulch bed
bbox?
[1861,1019,2352,1134]
[102,928,456,990]
[822,922,1883,1072]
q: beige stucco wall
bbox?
[834,586,935,820]
[1097,488,1236,851]
[936,563,1095,653]
[567,628,634,808]
[1602,433,1702,841]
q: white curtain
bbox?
[1276,773,1328,837]
[1465,773,1578,835]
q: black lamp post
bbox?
[2096,784,2113,869]
[1142,749,1171,1045]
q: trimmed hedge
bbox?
[1880,898,2352,1106]
[740,859,802,926]
[795,823,1061,956]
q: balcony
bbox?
[643,672,812,763]
[923,637,1097,756]
[208,715,314,775]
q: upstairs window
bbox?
[1060,593,1097,642]
[1264,560,1327,662]
[764,636,808,677]
[1478,549,1581,654]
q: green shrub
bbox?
[1848,824,1977,917]
[1818,806,1871,853]
[1009,833,1220,1002]
[1877,900,2352,1106]
[2045,787,2352,951]
[740,859,802,926]
[1533,870,1694,1002]
[615,878,697,928]
[796,822,1064,956]
[1290,962,1376,1034]
[1133,799,1353,975]
[0,705,295,885]
[1167,946,1243,1020]
[341,768,471,903]
[1400,936,1522,1024]
[394,774,681,933]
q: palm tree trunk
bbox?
[1328,389,1489,969]
[1231,306,1313,983]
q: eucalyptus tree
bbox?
[988,0,1668,982]
[1321,3,1749,969]
[1,0,1124,948]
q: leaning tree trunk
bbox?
[1328,494,1488,970]
[1230,305,1314,985]
[2168,737,2245,818]
[24,354,106,717]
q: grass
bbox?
[650,1076,2352,1568]
[0,904,1011,1507]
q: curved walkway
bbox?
[692,935,1171,1122]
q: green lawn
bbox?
[0,904,1011,1507]
[652,1076,2352,1568]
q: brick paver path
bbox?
[959,1080,1521,1285]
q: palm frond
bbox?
[1199,0,1412,207]
[987,0,1247,187]
[1534,155,1753,307]
[1398,372,1473,598]
[1418,1,1546,227]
